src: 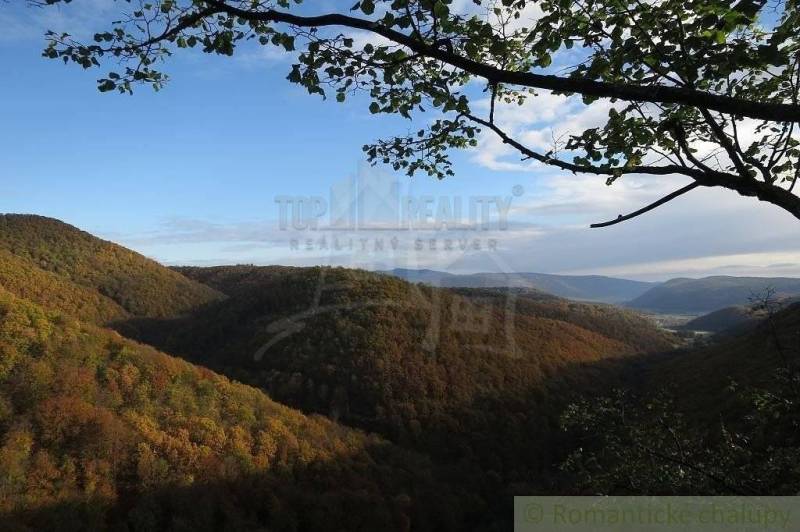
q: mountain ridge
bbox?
[380,268,658,303]
[0,214,224,320]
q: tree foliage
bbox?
[0,215,223,319]
[561,368,800,495]
[36,0,800,224]
[0,287,469,531]
[562,296,800,495]
[157,265,676,512]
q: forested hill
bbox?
[0,247,130,325]
[159,265,677,501]
[628,275,800,314]
[0,286,473,531]
[681,305,759,334]
[0,214,223,319]
[638,301,800,425]
[173,264,308,296]
[0,217,796,526]
[451,287,676,354]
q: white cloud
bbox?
[1,0,118,42]
[467,94,616,171]
[564,251,800,279]
[103,167,800,282]
[46,0,795,282]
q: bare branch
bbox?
[590,182,701,228]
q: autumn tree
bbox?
[37,0,800,225]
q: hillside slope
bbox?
[452,287,677,354]
[162,266,636,418]
[0,248,130,325]
[640,303,800,420]
[0,287,472,531]
[628,276,800,314]
[0,214,223,318]
[158,266,673,493]
[681,305,759,334]
[558,304,800,496]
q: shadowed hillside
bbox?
[681,305,760,334]
[168,268,669,423]
[0,214,223,318]
[160,266,640,423]
[639,302,800,421]
[628,276,800,314]
[559,302,800,496]
[153,266,675,497]
[0,287,476,532]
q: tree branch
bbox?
[465,113,728,181]
[590,182,701,228]
[468,111,800,224]
[698,108,751,179]
[157,1,800,123]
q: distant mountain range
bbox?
[383,269,800,314]
[380,269,658,303]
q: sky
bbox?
[0,0,799,281]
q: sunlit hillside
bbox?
[0,287,473,531]
[0,215,223,319]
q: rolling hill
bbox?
[0,221,674,529]
[451,287,676,353]
[4,215,796,521]
[0,214,223,319]
[382,268,658,303]
[627,276,800,314]
[0,247,130,325]
[680,305,760,334]
[158,265,675,499]
[0,283,474,531]
[160,266,643,422]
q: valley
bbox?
[4,0,800,528]
[0,215,796,530]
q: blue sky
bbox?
[0,3,522,232]
[1,1,799,281]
